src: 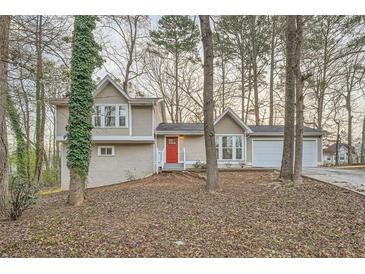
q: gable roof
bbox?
[50,74,162,106]
[323,143,355,154]
[94,75,131,100]
[155,108,323,136]
[214,108,253,133]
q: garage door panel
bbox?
[252,140,317,167]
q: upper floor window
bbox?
[92,104,128,128]
[119,105,127,127]
[93,106,102,127]
[105,106,116,127]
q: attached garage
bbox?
[252,139,318,167]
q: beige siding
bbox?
[318,136,323,162]
[215,115,244,134]
[157,135,164,150]
[56,106,69,137]
[94,83,128,104]
[132,106,153,136]
[154,101,164,126]
[61,143,154,190]
[247,137,252,162]
[92,127,129,136]
[180,136,206,162]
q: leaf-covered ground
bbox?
[1,171,365,257]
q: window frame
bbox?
[97,145,115,157]
[92,104,129,128]
[215,134,245,161]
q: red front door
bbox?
[166,137,178,163]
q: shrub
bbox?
[192,161,206,169]
[9,177,38,220]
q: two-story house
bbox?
[53,75,324,190]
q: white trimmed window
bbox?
[93,106,102,127]
[98,146,115,156]
[215,135,244,160]
[118,105,128,127]
[92,104,128,128]
[104,106,116,127]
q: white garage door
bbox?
[252,140,317,167]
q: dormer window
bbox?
[92,104,128,128]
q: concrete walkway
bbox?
[303,167,365,193]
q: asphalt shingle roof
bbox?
[248,125,322,133]
[156,123,204,132]
[156,123,322,134]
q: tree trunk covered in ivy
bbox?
[199,15,219,191]
[34,15,46,184]
[0,15,10,217]
[7,95,27,181]
[67,16,101,206]
[280,16,296,180]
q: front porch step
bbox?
[162,163,184,171]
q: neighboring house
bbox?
[323,143,357,165]
[53,75,324,190]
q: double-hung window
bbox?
[93,106,102,127]
[104,106,116,127]
[118,105,128,127]
[215,135,244,161]
[92,104,128,128]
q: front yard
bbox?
[1,171,365,257]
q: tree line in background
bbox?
[0,15,365,214]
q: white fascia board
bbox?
[56,135,155,143]
[248,132,323,137]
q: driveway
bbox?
[303,167,365,193]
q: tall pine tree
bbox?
[150,16,199,122]
[67,16,101,206]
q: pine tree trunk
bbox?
[199,15,219,192]
[0,15,10,218]
[269,17,276,126]
[293,16,304,183]
[317,20,329,130]
[347,108,352,165]
[34,15,45,184]
[280,16,296,180]
[240,54,245,121]
[221,56,225,112]
[175,51,179,123]
[250,16,260,125]
[335,121,340,165]
[361,115,365,163]
[245,63,252,124]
